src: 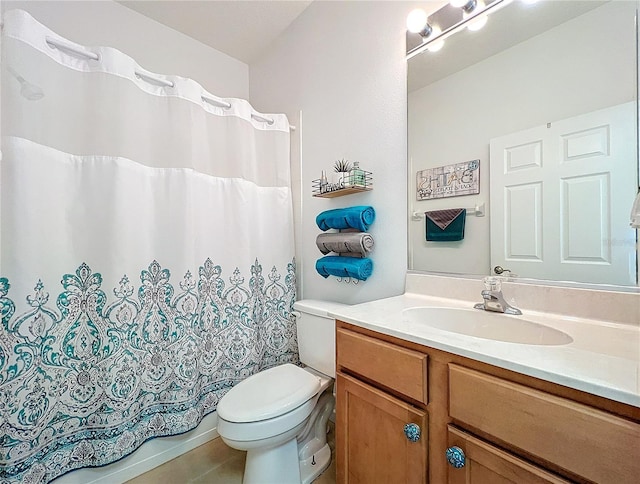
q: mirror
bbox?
[408,0,639,287]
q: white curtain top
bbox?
[2,9,292,188]
[3,9,290,133]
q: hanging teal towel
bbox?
[316,206,375,232]
[315,256,373,281]
[426,209,466,241]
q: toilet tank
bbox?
[293,299,347,378]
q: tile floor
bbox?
[126,422,336,484]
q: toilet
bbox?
[217,299,345,484]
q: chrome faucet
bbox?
[474,277,522,315]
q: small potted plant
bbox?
[333,159,352,188]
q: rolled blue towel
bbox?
[316,206,375,232]
[315,256,373,281]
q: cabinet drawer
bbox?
[447,426,570,484]
[337,328,428,403]
[449,364,640,484]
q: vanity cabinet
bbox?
[335,321,640,484]
[336,327,429,483]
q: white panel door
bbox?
[490,102,637,285]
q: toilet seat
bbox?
[217,364,326,443]
[218,397,317,443]
[217,364,321,423]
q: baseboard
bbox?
[53,411,220,484]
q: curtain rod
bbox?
[251,112,298,131]
[201,96,296,131]
[135,70,174,88]
[44,36,296,131]
[46,36,99,60]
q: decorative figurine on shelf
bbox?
[333,159,352,188]
[350,161,366,187]
[320,170,328,194]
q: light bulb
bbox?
[406,9,428,33]
[463,0,486,31]
[425,26,444,52]
[467,14,488,31]
[428,39,445,52]
[450,0,469,7]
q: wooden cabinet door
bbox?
[446,426,570,484]
[336,372,428,484]
[449,364,640,483]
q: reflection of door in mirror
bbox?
[407,0,639,287]
[490,103,636,286]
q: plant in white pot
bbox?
[333,159,352,188]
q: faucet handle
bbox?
[483,276,501,292]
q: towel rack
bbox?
[337,276,360,285]
[411,202,485,220]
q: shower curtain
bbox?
[0,10,298,483]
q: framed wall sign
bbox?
[416,159,480,200]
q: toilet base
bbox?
[297,390,335,484]
[244,438,301,484]
[300,442,331,484]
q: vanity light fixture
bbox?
[449,0,472,8]
[467,14,488,31]
[406,0,510,58]
[427,26,445,52]
[406,8,437,42]
[452,0,479,14]
[407,8,428,33]
[464,1,488,31]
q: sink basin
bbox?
[402,307,573,346]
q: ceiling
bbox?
[118,0,313,64]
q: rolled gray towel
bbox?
[316,232,374,256]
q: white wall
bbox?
[2,0,249,98]
[250,1,411,303]
[408,1,636,275]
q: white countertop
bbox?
[329,293,640,408]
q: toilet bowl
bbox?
[216,299,346,484]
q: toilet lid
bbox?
[217,364,321,423]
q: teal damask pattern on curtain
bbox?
[0,258,298,483]
[2,10,297,483]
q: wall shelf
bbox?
[313,186,373,198]
[312,171,373,198]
